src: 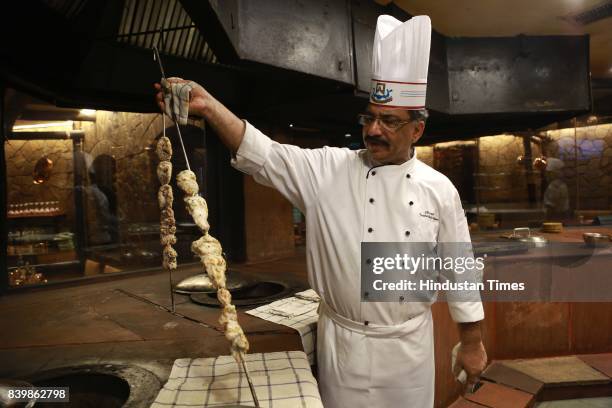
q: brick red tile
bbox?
[578,353,612,379]
[465,381,534,408]
[482,361,543,395]
[448,397,488,408]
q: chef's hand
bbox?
[153,78,210,118]
[456,340,487,394]
[153,78,245,153]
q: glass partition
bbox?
[4,89,206,287]
[415,114,612,231]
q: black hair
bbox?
[409,109,429,123]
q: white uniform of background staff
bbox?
[155,14,487,407]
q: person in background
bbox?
[543,157,569,221]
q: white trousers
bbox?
[317,303,435,408]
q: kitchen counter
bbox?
[0,254,309,394]
[471,225,612,243]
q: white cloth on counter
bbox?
[231,121,484,407]
[246,290,320,365]
[293,289,321,302]
[150,351,323,408]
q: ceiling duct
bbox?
[0,0,595,138]
[40,0,90,20]
[117,0,217,63]
[563,0,612,26]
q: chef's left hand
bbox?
[456,340,487,394]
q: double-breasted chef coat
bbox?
[232,122,484,408]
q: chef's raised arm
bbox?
[154,78,330,213]
[230,121,332,212]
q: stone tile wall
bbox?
[544,122,612,210]
[477,135,543,205]
[80,112,165,246]
[5,139,75,226]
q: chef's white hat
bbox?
[370,15,432,109]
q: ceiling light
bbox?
[12,121,73,131]
[344,133,351,138]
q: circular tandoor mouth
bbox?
[25,364,160,408]
[34,373,128,407]
[190,281,295,307]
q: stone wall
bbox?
[415,145,434,167]
[477,135,543,205]
[544,122,612,210]
[80,112,165,245]
[5,139,75,226]
[419,122,611,211]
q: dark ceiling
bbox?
[1,0,607,143]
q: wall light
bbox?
[12,121,73,132]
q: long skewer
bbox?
[153,45,191,171]
[153,43,260,408]
[161,111,176,313]
[240,355,260,407]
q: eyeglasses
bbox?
[357,113,412,132]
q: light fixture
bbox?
[12,121,73,131]
[344,133,351,138]
[289,123,294,128]
[80,109,97,116]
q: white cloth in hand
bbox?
[161,77,196,125]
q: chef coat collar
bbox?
[365,147,417,172]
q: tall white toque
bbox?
[370,15,432,109]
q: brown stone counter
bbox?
[433,225,612,407]
[471,225,612,243]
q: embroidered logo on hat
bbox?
[371,82,393,103]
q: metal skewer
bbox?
[161,112,176,314]
[240,354,260,407]
[153,41,260,408]
[153,45,191,171]
[154,45,178,314]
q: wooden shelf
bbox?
[7,211,66,219]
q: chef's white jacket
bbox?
[232,121,484,407]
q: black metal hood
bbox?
[0,0,597,142]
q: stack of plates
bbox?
[541,222,563,233]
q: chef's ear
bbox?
[411,120,425,143]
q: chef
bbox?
[155,14,486,408]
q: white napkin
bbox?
[161,77,196,125]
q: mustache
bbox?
[364,136,389,146]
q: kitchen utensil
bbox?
[507,227,548,248]
[583,232,611,248]
[541,222,563,233]
[174,272,256,294]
